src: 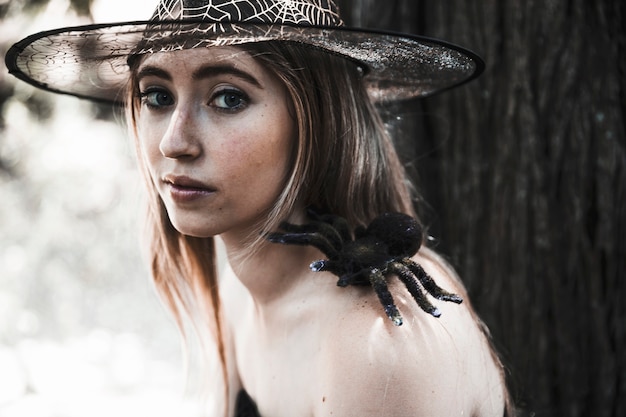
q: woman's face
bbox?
[135,47,295,241]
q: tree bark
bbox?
[337,1,626,416]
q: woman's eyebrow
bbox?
[135,62,263,88]
[135,65,171,83]
[192,64,262,88]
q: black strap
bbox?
[234,389,261,417]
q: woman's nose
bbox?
[159,107,202,160]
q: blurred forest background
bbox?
[0,0,198,416]
[1,0,624,417]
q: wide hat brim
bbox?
[5,19,484,104]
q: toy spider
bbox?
[265,210,463,326]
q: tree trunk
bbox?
[337,1,626,416]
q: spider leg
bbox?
[368,268,404,326]
[310,259,343,275]
[334,270,368,287]
[307,209,353,242]
[272,221,318,234]
[388,262,444,318]
[403,258,463,304]
[277,217,347,255]
[354,225,367,239]
[309,210,352,244]
[265,230,338,259]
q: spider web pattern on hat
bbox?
[137,0,341,53]
[153,0,342,25]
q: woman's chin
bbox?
[169,219,218,239]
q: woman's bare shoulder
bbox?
[315,247,505,417]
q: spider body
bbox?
[266,211,463,326]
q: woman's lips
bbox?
[163,175,216,203]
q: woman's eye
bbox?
[139,89,174,108]
[211,90,249,111]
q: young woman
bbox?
[6,1,514,416]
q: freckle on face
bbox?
[136,47,296,240]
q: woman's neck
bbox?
[224,239,320,306]
[218,208,320,307]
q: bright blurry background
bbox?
[0,1,201,416]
